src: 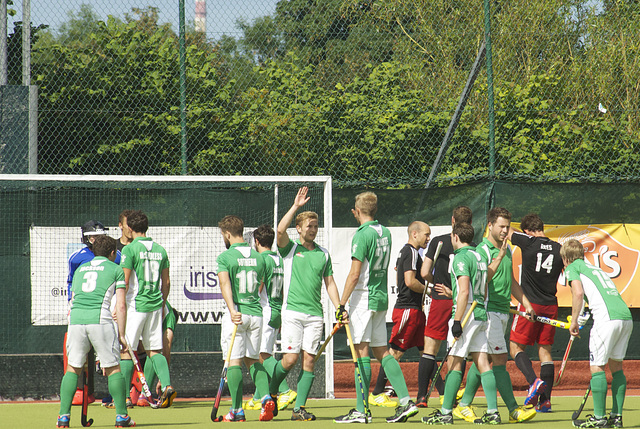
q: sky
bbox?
[7,0,279,39]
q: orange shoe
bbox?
[137,395,150,407]
[72,388,83,405]
[259,396,276,421]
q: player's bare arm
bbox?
[510,276,535,317]
[115,287,128,352]
[568,279,585,337]
[218,271,242,325]
[123,267,132,294]
[277,186,310,248]
[324,275,344,318]
[454,276,470,323]
[161,267,170,301]
[434,283,452,298]
[404,269,426,294]
[486,239,508,283]
[420,257,434,285]
[340,258,362,307]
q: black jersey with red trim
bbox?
[394,243,424,309]
[510,231,563,306]
[424,234,453,300]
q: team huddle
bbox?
[57,189,633,427]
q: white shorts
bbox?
[486,312,509,355]
[260,306,279,355]
[67,323,120,368]
[589,319,633,366]
[349,306,388,347]
[447,312,488,358]
[281,309,323,355]
[125,306,164,351]
[221,313,263,360]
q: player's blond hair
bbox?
[560,239,584,264]
[355,191,378,216]
[295,211,318,227]
[219,215,244,237]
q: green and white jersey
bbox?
[70,256,126,325]
[350,220,392,311]
[279,239,334,317]
[121,237,170,313]
[565,258,631,322]
[217,242,265,317]
[450,246,488,321]
[476,238,513,314]
[261,250,284,314]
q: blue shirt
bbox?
[67,245,121,300]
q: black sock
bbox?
[433,361,445,396]
[514,352,537,385]
[372,366,388,395]
[418,354,436,399]
[539,362,554,402]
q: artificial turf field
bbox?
[3,396,640,428]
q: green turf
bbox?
[2,396,639,428]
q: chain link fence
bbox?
[2,0,639,186]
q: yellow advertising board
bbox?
[510,224,640,307]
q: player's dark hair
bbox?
[219,215,244,237]
[127,210,149,233]
[452,206,472,224]
[119,209,134,224]
[452,222,474,244]
[253,224,275,248]
[92,235,117,258]
[487,207,511,224]
[520,213,544,232]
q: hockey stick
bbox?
[422,241,443,310]
[345,323,371,423]
[425,300,478,400]
[314,323,343,364]
[211,324,238,422]
[127,345,160,409]
[81,351,94,427]
[554,334,575,387]
[572,385,591,420]
[509,309,570,330]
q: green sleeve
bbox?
[120,245,134,270]
[216,252,229,273]
[278,239,295,257]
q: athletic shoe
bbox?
[536,399,552,413]
[474,411,502,425]
[158,385,177,408]
[137,395,150,407]
[56,414,70,428]
[72,388,83,405]
[277,389,297,410]
[457,388,465,401]
[422,410,453,425]
[291,407,316,421]
[509,405,537,423]
[384,386,397,397]
[259,395,276,422]
[270,395,279,417]
[415,396,428,408]
[242,398,261,410]
[386,400,419,423]
[524,378,545,407]
[370,392,398,407]
[453,405,478,423]
[103,401,115,409]
[572,415,609,428]
[126,398,134,408]
[334,408,373,424]
[115,414,137,427]
[222,409,246,422]
[608,415,623,428]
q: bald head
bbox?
[408,221,431,250]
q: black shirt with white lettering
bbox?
[395,243,425,309]
[511,231,563,306]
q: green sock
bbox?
[441,370,463,413]
[108,372,128,416]
[381,354,410,405]
[459,362,481,407]
[269,361,290,396]
[258,357,276,399]
[294,371,315,410]
[355,357,371,413]
[150,353,171,390]
[59,372,78,415]
[120,359,134,398]
[493,365,518,412]
[591,371,608,418]
[250,362,270,402]
[227,365,244,410]
[480,370,498,413]
[611,370,626,416]
[143,357,157,393]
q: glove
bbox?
[335,305,347,323]
[451,320,463,338]
[577,311,591,327]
